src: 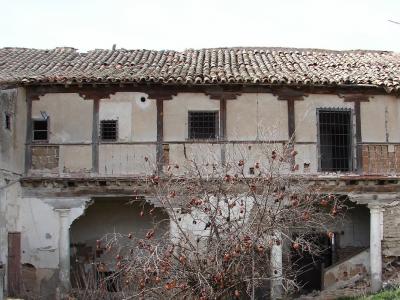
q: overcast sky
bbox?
[1,0,400,52]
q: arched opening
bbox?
[69,197,170,291]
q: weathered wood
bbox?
[7,232,21,297]
[272,87,306,101]
[19,175,400,198]
[24,93,33,174]
[156,100,164,173]
[92,99,100,173]
[341,94,370,173]
[354,101,363,173]
[24,84,392,102]
[220,99,227,164]
[287,99,295,140]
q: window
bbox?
[100,120,118,141]
[318,109,352,172]
[33,119,49,141]
[188,111,218,139]
[5,113,11,130]
[32,119,49,141]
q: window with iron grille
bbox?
[33,119,49,141]
[318,109,352,172]
[100,120,118,141]
[188,111,219,139]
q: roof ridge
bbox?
[0,46,396,54]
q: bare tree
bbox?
[71,140,346,300]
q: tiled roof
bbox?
[1,47,400,91]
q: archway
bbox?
[69,197,170,290]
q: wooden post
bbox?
[220,99,227,165]
[341,94,370,173]
[92,99,100,173]
[24,94,33,175]
[156,100,164,174]
[7,232,21,297]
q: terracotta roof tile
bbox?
[1,47,400,91]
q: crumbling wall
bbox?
[0,88,26,173]
[31,146,59,171]
[323,249,370,290]
[383,204,400,257]
[15,197,87,299]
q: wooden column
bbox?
[287,99,295,140]
[92,99,100,173]
[7,232,21,297]
[156,100,164,174]
[273,88,306,142]
[206,90,240,166]
[219,99,227,165]
[341,94,370,173]
[146,91,177,174]
[24,92,33,175]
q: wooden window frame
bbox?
[32,117,50,143]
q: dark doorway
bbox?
[291,233,332,292]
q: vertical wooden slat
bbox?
[7,232,21,297]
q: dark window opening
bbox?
[5,113,11,130]
[100,120,118,141]
[318,109,352,172]
[33,119,48,141]
[188,111,218,139]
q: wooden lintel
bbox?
[206,89,241,100]
[23,84,390,102]
[273,87,307,101]
[340,94,371,102]
[146,91,177,101]
[78,91,116,101]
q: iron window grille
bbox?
[317,109,352,172]
[188,111,219,140]
[100,120,118,141]
[32,119,49,141]
[5,113,11,130]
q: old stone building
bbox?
[1,47,400,298]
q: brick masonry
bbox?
[31,146,59,171]
[383,205,400,257]
[362,144,400,174]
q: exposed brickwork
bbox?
[383,205,400,257]
[31,146,59,170]
[362,144,400,174]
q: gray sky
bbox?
[1,0,400,52]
